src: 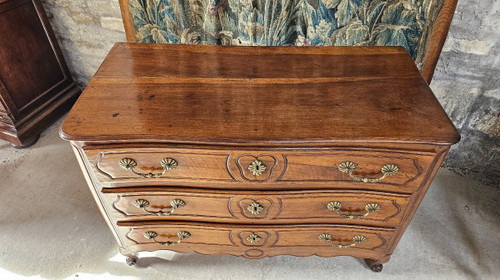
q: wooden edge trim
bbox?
[421,0,458,84]
[118,0,136,43]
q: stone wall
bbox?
[41,0,126,85]
[430,0,499,186]
[41,0,499,187]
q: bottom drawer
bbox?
[118,222,394,259]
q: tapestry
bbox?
[128,0,444,69]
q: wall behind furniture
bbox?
[41,0,126,84]
[429,0,499,187]
[41,0,499,187]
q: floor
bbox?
[0,118,498,280]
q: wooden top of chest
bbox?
[60,43,459,146]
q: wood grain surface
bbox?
[118,0,458,84]
[118,222,395,259]
[83,146,434,193]
[60,43,459,146]
[103,188,410,227]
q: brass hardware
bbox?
[247,202,264,215]
[246,233,262,244]
[133,198,186,216]
[143,231,190,246]
[119,157,178,178]
[319,234,366,248]
[248,160,267,176]
[338,161,398,183]
[327,201,381,219]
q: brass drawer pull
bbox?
[319,234,366,248]
[327,201,380,219]
[119,157,177,178]
[338,161,398,183]
[143,231,190,246]
[134,199,186,216]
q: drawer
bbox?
[118,222,394,259]
[103,188,410,227]
[84,147,435,193]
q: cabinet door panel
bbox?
[0,0,66,119]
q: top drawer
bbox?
[82,147,435,193]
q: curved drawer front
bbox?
[119,222,395,259]
[85,147,435,193]
[103,189,410,227]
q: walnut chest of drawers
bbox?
[60,43,459,272]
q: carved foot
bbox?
[365,258,386,272]
[11,134,40,148]
[119,247,138,266]
[370,263,383,272]
[126,256,137,266]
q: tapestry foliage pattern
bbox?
[129,0,444,69]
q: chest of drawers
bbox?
[60,43,459,272]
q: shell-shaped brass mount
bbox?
[319,233,367,248]
[160,158,178,170]
[380,164,399,176]
[365,203,381,213]
[133,198,186,216]
[338,161,399,183]
[327,201,342,211]
[119,158,137,169]
[318,233,332,242]
[327,201,381,219]
[143,230,191,246]
[143,231,158,239]
[338,161,356,173]
[119,157,178,178]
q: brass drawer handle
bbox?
[134,199,186,216]
[338,161,398,183]
[327,201,380,219]
[319,234,366,248]
[143,231,190,246]
[119,157,177,178]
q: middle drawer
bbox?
[102,188,410,227]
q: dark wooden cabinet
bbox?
[0,0,80,147]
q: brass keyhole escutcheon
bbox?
[248,160,267,176]
[247,202,264,215]
[246,233,262,244]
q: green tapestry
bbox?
[128,0,444,69]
